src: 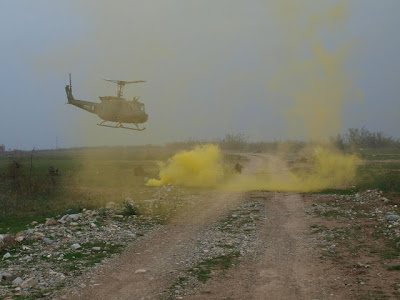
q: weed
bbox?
[189,251,240,283]
[321,210,348,219]
[123,200,140,216]
[310,225,328,234]
[0,233,15,254]
[380,251,399,260]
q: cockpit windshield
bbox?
[128,102,145,112]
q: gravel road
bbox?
[58,154,347,300]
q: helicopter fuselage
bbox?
[65,83,148,130]
[97,96,148,124]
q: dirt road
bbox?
[61,154,346,300]
[186,192,348,300]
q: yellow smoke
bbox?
[270,1,362,139]
[224,147,360,192]
[146,144,224,187]
[147,144,361,192]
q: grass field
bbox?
[0,146,246,233]
[356,148,400,192]
[1,145,399,233]
[0,146,174,233]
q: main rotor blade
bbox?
[102,79,119,84]
[102,78,146,85]
[123,80,146,84]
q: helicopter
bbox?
[65,74,148,131]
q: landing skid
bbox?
[97,121,146,131]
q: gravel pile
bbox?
[307,189,400,254]
[0,206,158,299]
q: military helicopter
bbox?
[65,74,148,131]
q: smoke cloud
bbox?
[146,1,363,191]
[147,144,361,192]
[269,0,362,139]
[147,144,224,187]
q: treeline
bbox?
[167,128,400,152]
[332,127,400,150]
[166,133,305,153]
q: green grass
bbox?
[189,251,240,283]
[356,166,400,192]
[0,147,174,232]
[347,148,400,192]
[359,148,400,161]
[321,210,349,219]
[59,242,124,274]
[310,224,328,234]
[0,145,243,232]
[376,249,400,260]
[0,214,49,234]
[1,146,398,235]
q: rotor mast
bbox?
[103,79,146,98]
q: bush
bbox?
[0,234,15,254]
[0,154,60,214]
[123,199,140,216]
[219,133,248,150]
[333,127,400,149]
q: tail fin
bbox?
[65,73,74,102]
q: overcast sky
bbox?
[0,0,399,150]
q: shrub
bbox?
[0,234,15,254]
[333,127,400,149]
[219,133,248,150]
[123,199,140,216]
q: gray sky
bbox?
[0,0,399,150]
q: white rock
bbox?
[68,213,82,221]
[15,235,24,242]
[21,277,39,288]
[3,252,11,259]
[387,215,400,221]
[58,214,69,224]
[71,243,81,250]
[45,218,57,226]
[92,247,101,251]
[12,277,23,286]
[34,232,45,239]
[90,222,97,228]
[43,238,53,244]
[134,269,147,273]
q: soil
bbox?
[54,154,400,300]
